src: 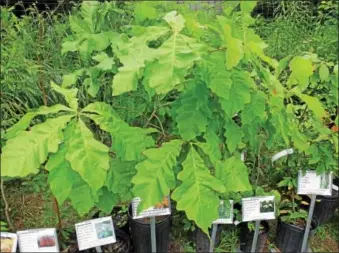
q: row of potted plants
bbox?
[1,1,338,252]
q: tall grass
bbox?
[0,4,81,131]
[254,0,338,61]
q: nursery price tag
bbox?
[1,232,18,253]
[213,200,234,224]
[271,148,293,162]
[75,216,116,251]
[241,196,276,222]
[297,170,332,196]
[132,196,171,219]
[17,228,59,252]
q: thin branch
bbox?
[1,179,14,231]
[144,109,156,128]
[153,113,165,136]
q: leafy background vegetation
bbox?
[0,1,338,252]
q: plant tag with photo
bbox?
[271,148,293,162]
[132,196,171,219]
[17,228,59,252]
[241,196,276,222]
[75,216,116,251]
[297,170,332,196]
[1,232,18,253]
[213,200,234,224]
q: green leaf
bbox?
[242,91,267,125]
[1,115,74,177]
[4,104,74,139]
[288,56,313,88]
[298,94,326,119]
[134,2,158,23]
[143,13,204,94]
[69,180,95,216]
[106,158,137,202]
[92,52,115,71]
[217,18,244,70]
[224,120,243,153]
[215,156,252,192]
[197,128,222,166]
[62,71,82,88]
[172,146,226,234]
[82,102,155,161]
[132,140,183,211]
[113,26,169,96]
[240,1,257,13]
[219,71,253,117]
[51,82,78,110]
[95,187,117,214]
[65,119,109,192]
[46,144,82,205]
[80,1,100,32]
[173,82,212,140]
[319,63,329,81]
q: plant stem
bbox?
[0,179,14,231]
[153,113,165,136]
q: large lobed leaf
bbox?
[143,12,205,94]
[82,102,155,161]
[4,104,74,139]
[215,156,252,192]
[1,115,74,177]
[65,119,110,192]
[46,144,82,205]
[106,158,137,202]
[173,81,212,140]
[112,26,169,96]
[132,140,183,211]
[172,146,226,234]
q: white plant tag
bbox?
[1,232,18,253]
[241,196,276,222]
[75,216,116,251]
[332,184,339,191]
[241,151,245,162]
[271,148,294,163]
[132,196,171,219]
[17,228,59,252]
[297,170,332,196]
[213,200,234,224]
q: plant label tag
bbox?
[17,228,59,252]
[271,148,293,162]
[132,196,171,219]
[241,196,276,222]
[332,184,339,191]
[241,151,245,161]
[1,232,18,253]
[213,200,234,224]
[297,170,332,196]
[75,216,116,251]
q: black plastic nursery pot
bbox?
[275,218,317,253]
[312,178,339,225]
[238,220,269,252]
[92,206,130,235]
[195,225,224,252]
[128,205,171,253]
